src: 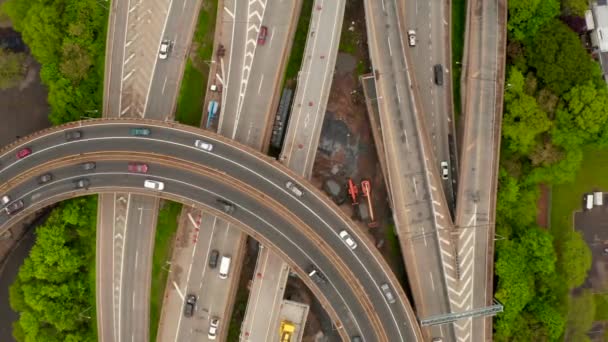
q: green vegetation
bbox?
[149,201,182,342]
[561,0,589,16]
[226,277,250,341]
[339,26,358,55]
[1,0,108,124]
[175,0,218,127]
[284,0,314,81]
[0,48,27,89]
[494,1,607,338]
[451,0,466,118]
[384,224,407,285]
[9,197,98,342]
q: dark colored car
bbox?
[65,130,83,141]
[38,173,53,184]
[81,162,96,171]
[74,178,90,189]
[209,249,220,268]
[258,26,268,45]
[184,294,197,317]
[128,163,149,173]
[433,64,443,86]
[216,198,235,214]
[351,336,363,342]
[16,147,32,159]
[5,200,24,215]
[308,266,327,284]
[129,127,151,136]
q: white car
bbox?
[195,139,214,151]
[285,181,303,197]
[159,40,171,60]
[144,180,165,191]
[208,317,219,340]
[440,161,449,180]
[339,230,357,250]
[407,30,416,47]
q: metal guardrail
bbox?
[419,300,504,326]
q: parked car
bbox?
[339,230,357,250]
[209,249,220,268]
[81,162,96,171]
[159,40,171,59]
[74,178,90,189]
[5,200,24,215]
[285,181,303,197]
[65,130,83,141]
[16,147,32,159]
[184,294,197,317]
[194,139,214,151]
[129,127,151,136]
[407,30,416,46]
[208,317,219,340]
[258,26,268,45]
[38,173,53,184]
[128,163,149,173]
[144,179,164,190]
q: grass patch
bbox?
[149,201,182,342]
[451,0,466,119]
[550,148,608,241]
[174,0,218,127]
[284,0,314,81]
[339,26,358,55]
[226,283,250,341]
[384,223,407,285]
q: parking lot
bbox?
[574,192,608,290]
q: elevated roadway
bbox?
[0,119,424,342]
[364,0,458,340]
[453,0,507,340]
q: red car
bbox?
[128,163,149,173]
[258,26,268,45]
[16,148,32,159]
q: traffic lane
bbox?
[0,169,376,340]
[105,0,130,116]
[97,194,117,341]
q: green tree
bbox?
[527,20,603,95]
[558,231,592,288]
[503,93,551,154]
[561,0,589,16]
[507,0,560,41]
[0,48,26,89]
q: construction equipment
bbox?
[280,320,295,342]
[347,179,359,205]
[361,180,377,228]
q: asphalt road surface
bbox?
[0,120,424,341]
[453,0,506,340]
[363,0,456,340]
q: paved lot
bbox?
[575,198,608,291]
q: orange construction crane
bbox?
[347,179,359,205]
[361,180,378,228]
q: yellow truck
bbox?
[280,320,295,342]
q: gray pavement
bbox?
[0,121,425,340]
[453,0,506,340]
[363,0,456,340]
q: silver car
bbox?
[285,181,303,197]
[195,139,214,151]
[380,283,396,304]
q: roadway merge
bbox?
[0,120,424,341]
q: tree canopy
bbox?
[507,0,560,41]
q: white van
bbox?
[594,192,603,206]
[586,194,594,210]
[218,256,231,279]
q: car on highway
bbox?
[208,317,219,340]
[38,173,53,184]
[339,230,357,250]
[380,283,396,304]
[74,178,90,189]
[144,179,164,191]
[129,127,151,136]
[351,336,363,342]
[433,64,444,86]
[258,25,268,45]
[216,198,235,214]
[64,130,82,141]
[159,40,171,60]
[184,294,197,317]
[16,147,32,159]
[128,163,149,173]
[1,195,10,207]
[440,161,449,180]
[81,162,96,171]
[407,30,416,46]
[5,200,24,215]
[285,181,303,197]
[194,139,214,151]
[431,338,444,342]
[308,265,327,284]
[209,249,220,268]
[218,255,231,279]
